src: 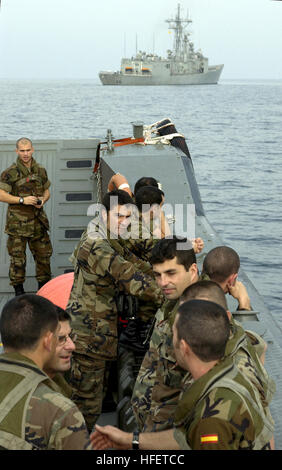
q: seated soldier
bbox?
[134,176,161,198]
[108,173,203,254]
[0,294,91,450]
[91,300,274,450]
[201,245,268,364]
[131,236,199,432]
[135,185,170,239]
[201,245,252,311]
[132,248,275,434]
[43,306,76,398]
[107,173,161,200]
[180,280,275,449]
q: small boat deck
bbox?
[1,135,282,447]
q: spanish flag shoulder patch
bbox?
[201,434,219,444]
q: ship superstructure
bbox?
[99,4,223,86]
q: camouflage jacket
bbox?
[173,355,274,450]
[66,219,163,360]
[0,157,50,236]
[227,317,276,410]
[0,352,92,450]
[131,299,193,432]
[118,214,161,322]
[132,300,275,433]
[118,213,159,263]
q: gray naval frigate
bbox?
[99,4,224,86]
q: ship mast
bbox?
[166,3,192,60]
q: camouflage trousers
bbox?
[7,227,52,285]
[68,351,113,433]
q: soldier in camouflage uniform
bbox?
[90,300,273,450]
[0,294,91,450]
[201,245,253,311]
[0,137,52,296]
[131,236,198,431]
[43,306,76,399]
[132,244,274,434]
[66,190,163,432]
[171,300,274,450]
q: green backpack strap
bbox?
[0,431,35,450]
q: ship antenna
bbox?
[135,34,138,57]
[166,3,192,60]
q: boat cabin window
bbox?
[66,193,92,202]
[66,160,92,168]
[65,229,84,239]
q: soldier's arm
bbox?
[119,242,153,275]
[49,403,93,450]
[36,188,50,208]
[120,231,157,263]
[42,188,50,204]
[0,189,38,206]
[91,424,180,450]
[228,280,251,310]
[186,417,252,450]
[0,188,20,204]
[89,240,163,305]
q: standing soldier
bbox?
[0,137,52,295]
[66,190,163,432]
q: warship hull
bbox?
[99,64,223,86]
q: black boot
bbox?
[14,284,25,296]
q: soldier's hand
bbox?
[192,237,204,254]
[90,424,131,450]
[23,196,40,206]
[228,280,251,310]
[35,198,44,209]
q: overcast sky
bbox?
[0,0,281,80]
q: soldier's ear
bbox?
[180,338,190,358]
[43,331,55,353]
[189,263,198,282]
[226,273,237,288]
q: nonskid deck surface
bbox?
[0,138,282,448]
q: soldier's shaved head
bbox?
[175,299,230,362]
[0,294,58,351]
[181,280,228,310]
[202,246,240,284]
[16,137,33,149]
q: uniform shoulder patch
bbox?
[200,434,219,444]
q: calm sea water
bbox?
[0,78,281,323]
